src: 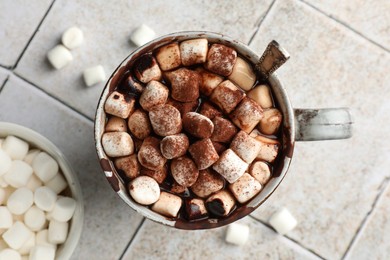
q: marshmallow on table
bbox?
[24,206,46,231]
[102,132,134,158]
[48,220,68,244]
[23,149,40,165]
[128,176,160,205]
[47,45,73,70]
[61,26,84,49]
[0,149,12,176]
[45,173,67,194]
[2,221,32,250]
[3,160,33,188]
[2,136,29,161]
[0,207,12,229]
[7,188,33,215]
[32,152,59,183]
[34,187,57,212]
[83,65,106,87]
[225,222,250,246]
[29,245,55,260]
[18,231,35,255]
[130,24,156,47]
[269,208,298,235]
[51,197,76,222]
[0,249,21,260]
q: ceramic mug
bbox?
[94,31,352,229]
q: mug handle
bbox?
[294,108,353,141]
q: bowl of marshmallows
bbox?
[0,122,83,260]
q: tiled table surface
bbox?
[0,0,389,259]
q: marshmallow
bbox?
[140,166,167,184]
[149,104,182,136]
[188,139,219,170]
[48,220,68,244]
[120,75,145,97]
[44,173,67,194]
[249,161,271,185]
[0,149,12,176]
[137,137,166,171]
[29,245,55,260]
[230,131,261,164]
[0,249,21,260]
[23,149,40,165]
[34,187,57,212]
[182,112,214,139]
[205,44,237,76]
[47,45,73,70]
[51,197,76,222]
[114,154,140,180]
[31,152,58,183]
[133,54,161,83]
[249,130,280,163]
[166,99,199,118]
[25,174,43,192]
[151,191,182,218]
[102,132,134,158]
[211,141,227,155]
[211,117,237,143]
[0,178,8,188]
[164,68,200,102]
[184,198,208,220]
[269,208,298,235]
[7,188,33,215]
[247,84,273,109]
[130,24,156,47]
[205,190,235,217]
[18,231,35,255]
[127,109,152,139]
[196,68,224,97]
[199,101,222,120]
[2,136,29,161]
[3,160,33,188]
[24,206,46,231]
[1,187,14,205]
[170,156,199,187]
[210,80,245,114]
[139,80,169,111]
[225,223,250,246]
[228,57,256,91]
[2,221,32,250]
[61,26,84,49]
[83,65,106,87]
[35,230,55,249]
[229,173,262,203]
[0,207,12,229]
[180,39,208,66]
[191,169,224,198]
[128,176,160,205]
[104,91,136,118]
[155,42,181,71]
[160,133,189,159]
[259,108,282,135]
[230,97,263,134]
[212,149,248,184]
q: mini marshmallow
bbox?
[32,152,58,183]
[249,161,271,185]
[205,190,235,217]
[23,149,40,165]
[139,81,169,111]
[184,198,208,220]
[0,249,21,260]
[130,24,156,47]
[133,54,162,83]
[230,97,263,134]
[0,207,12,229]
[229,173,262,203]
[102,132,134,157]
[137,137,166,171]
[2,221,32,250]
[196,68,224,96]
[211,117,237,143]
[160,133,189,159]
[164,68,200,102]
[2,136,29,161]
[151,191,182,218]
[61,26,84,49]
[105,116,127,133]
[182,112,214,139]
[247,84,273,109]
[269,208,298,235]
[212,149,248,184]
[114,154,140,180]
[128,176,160,205]
[191,169,224,198]
[104,91,136,118]
[48,220,68,244]
[29,245,55,260]
[0,177,8,188]
[35,230,55,249]
[3,160,33,188]
[180,38,208,66]
[170,156,199,187]
[149,104,182,136]
[225,222,250,246]
[210,80,245,114]
[250,130,280,163]
[199,101,222,120]
[51,196,76,222]
[18,231,35,255]
[24,206,46,231]
[128,109,152,139]
[155,42,181,71]
[140,166,168,184]
[25,174,43,192]
[83,65,106,87]
[7,188,33,215]
[1,187,14,205]
[0,149,12,176]
[44,173,67,194]
[205,44,237,76]
[230,131,261,164]
[47,45,73,70]
[188,139,219,170]
[34,187,57,212]
[166,98,199,118]
[228,57,256,91]
[259,108,282,135]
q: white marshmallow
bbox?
[18,231,35,255]
[47,45,73,70]
[0,149,12,176]
[24,206,46,231]
[51,197,76,222]
[61,26,84,49]
[2,221,32,250]
[23,149,40,165]
[32,152,58,183]
[130,24,156,47]
[102,132,134,157]
[269,208,298,235]
[7,188,33,215]
[0,178,8,188]
[1,187,14,205]
[29,245,55,260]
[104,91,136,119]
[225,222,250,246]
[128,176,160,205]
[83,65,106,87]
[2,136,29,161]
[151,192,182,218]
[0,207,12,229]
[180,38,208,66]
[44,174,67,194]
[34,187,57,212]
[0,249,21,260]
[229,173,262,204]
[25,174,42,192]
[3,160,33,188]
[48,220,68,244]
[35,230,55,249]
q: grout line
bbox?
[300,0,390,53]
[342,177,390,260]
[248,215,326,260]
[11,0,57,70]
[247,0,277,45]
[0,76,10,94]
[119,217,146,260]
[0,64,12,70]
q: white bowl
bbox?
[0,122,84,260]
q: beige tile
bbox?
[249,0,390,259]
[303,0,390,50]
[15,0,273,119]
[0,0,52,67]
[346,183,390,260]
[122,217,320,260]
